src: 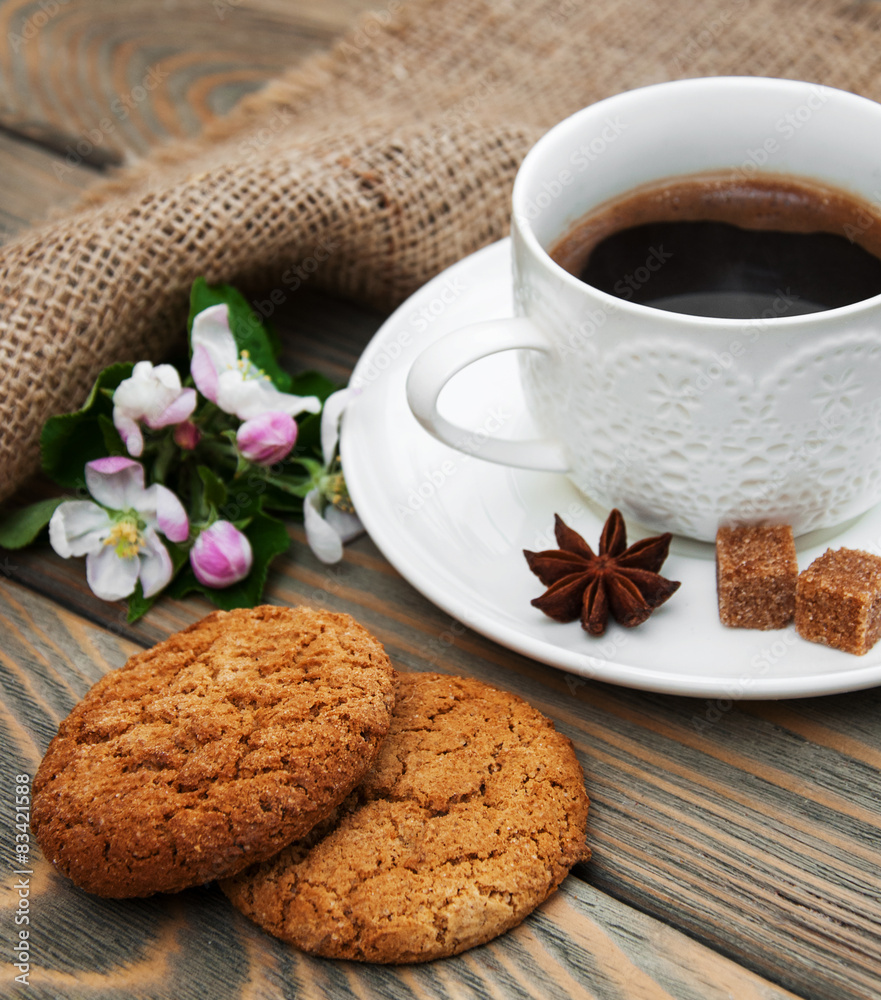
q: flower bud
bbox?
[173,420,201,450]
[189,521,253,588]
[236,411,297,466]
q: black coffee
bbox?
[550,174,881,319]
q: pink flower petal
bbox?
[114,414,144,457]
[191,344,219,403]
[190,520,253,588]
[236,411,298,466]
[190,305,238,399]
[154,485,189,543]
[146,387,197,429]
[88,455,141,475]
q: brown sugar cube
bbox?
[795,547,881,655]
[716,524,798,629]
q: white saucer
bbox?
[340,239,881,699]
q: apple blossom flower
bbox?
[112,361,197,457]
[49,457,189,602]
[190,305,321,420]
[303,388,363,564]
[189,520,253,588]
[236,411,298,466]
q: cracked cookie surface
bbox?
[221,671,590,963]
[31,605,396,898]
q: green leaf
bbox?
[288,375,338,460]
[292,410,324,459]
[263,318,283,360]
[232,475,307,516]
[151,434,178,486]
[98,413,125,456]
[288,371,337,402]
[0,497,64,549]
[41,363,134,489]
[126,581,157,623]
[213,475,268,523]
[167,511,291,610]
[197,465,228,510]
[254,487,304,515]
[187,278,292,392]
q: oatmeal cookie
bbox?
[31,605,396,897]
[221,672,590,963]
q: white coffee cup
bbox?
[406,77,881,541]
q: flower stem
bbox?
[261,473,314,498]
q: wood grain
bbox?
[0,128,101,239]
[0,0,379,162]
[0,3,879,997]
[0,576,803,1000]
[0,0,381,241]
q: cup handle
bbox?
[405,317,569,472]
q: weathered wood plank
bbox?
[2,285,880,999]
[0,574,804,1000]
[0,128,101,240]
[0,0,382,243]
[0,0,380,161]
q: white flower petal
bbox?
[191,343,220,403]
[49,502,111,558]
[114,380,155,415]
[85,458,146,511]
[86,545,140,601]
[323,505,364,545]
[320,388,351,464]
[151,363,184,392]
[138,528,174,598]
[114,362,182,422]
[218,371,320,421]
[146,387,197,429]
[190,304,238,371]
[214,369,252,417]
[112,362,194,450]
[303,488,343,564]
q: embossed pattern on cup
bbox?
[510,77,881,540]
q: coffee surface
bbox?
[550,174,881,318]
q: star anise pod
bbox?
[524,510,680,636]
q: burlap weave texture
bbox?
[2,0,881,505]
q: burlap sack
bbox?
[2,0,881,506]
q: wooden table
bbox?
[1,3,879,998]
